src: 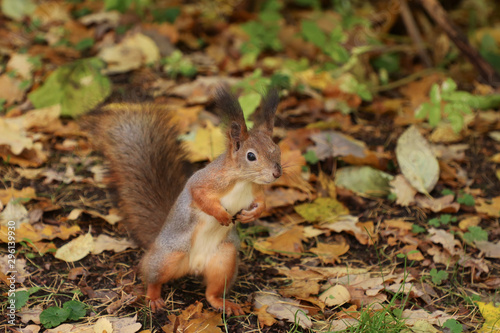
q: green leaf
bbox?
[104,0,133,13]
[464,226,488,243]
[301,20,326,48]
[429,83,441,104]
[428,218,441,227]
[304,150,319,164]
[371,53,400,74]
[457,193,475,206]
[430,268,448,285]
[428,104,441,127]
[62,300,86,321]
[12,290,29,309]
[152,7,181,23]
[74,38,95,51]
[28,58,111,117]
[443,318,463,333]
[415,103,430,119]
[412,224,426,234]
[1,0,36,21]
[441,189,455,196]
[40,306,70,328]
[441,78,457,94]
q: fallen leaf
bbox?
[0,255,28,283]
[163,302,222,333]
[335,166,393,197]
[98,33,161,74]
[265,187,309,209]
[254,226,305,258]
[401,309,456,326]
[310,238,350,264]
[254,305,277,328]
[294,197,349,223]
[0,187,36,205]
[322,215,377,245]
[428,228,462,256]
[93,317,113,333]
[182,121,225,162]
[319,285,351,307]
[1,0,36,21]
[390,174,417,206]
[55,232,94,262]
[458,216,481,231]
[91,234,137,254]
[308,131,367,160]
[396,126,439,194]
[415,194,460,213]
[254,291,312,329]
[18,306,43,324]
[0,200,29,226]
[475,241,500,259]
[475,197,500,217]
[477,302,500,333]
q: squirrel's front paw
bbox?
[235,203,263,223]
[215,210,233,226]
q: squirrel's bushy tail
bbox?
[84,104,189,249]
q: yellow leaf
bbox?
[477,302,500,333]
[310,239,349,264]
[295,197,349,223]
[0,187,36,205]
[183,121,225,162]
[55,232,94,262]
[476,197,500,218]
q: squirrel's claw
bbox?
[149,298,165,312]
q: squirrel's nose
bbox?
[273,163,282,179]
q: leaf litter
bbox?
[0,1,499,332]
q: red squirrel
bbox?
[86,88,282,315]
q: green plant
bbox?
[301,20,349,64]
[411,224,426,234]
[443,318,463,333]
[430,268,448,285]
[240,0,283,65]
[416,78,500,132]
[463,226,488,243]
[40,300,86,328]
[162,50,197,79]
[428,214,457,227]
[457,193,475,206]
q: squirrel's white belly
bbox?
[188,181,254,274]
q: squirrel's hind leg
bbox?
[203,242,244,316]
[142,250,189,312]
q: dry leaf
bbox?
[310,238,350,264]
[319,285,351,307]
[475,241,500,259]
[428,228,462,256]
[322,215,377,245]
[389,174,417,206]
[0,187,36,205]
[91,234,137,254]
[162,302,222,333]
[415,194,460,213]
[254,291,312,329]
[55,232,94,262]
[475,197,500,218]
[183,121,225,162]
[254,226,305,258]
[254,305,277,328]
[396,126,439,194]
[294,197,349,223]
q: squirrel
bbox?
[85,87,282,315]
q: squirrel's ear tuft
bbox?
[213,86,248,150]
[254,88,279,135]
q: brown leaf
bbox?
[254,305,277,328]
[254,226,305,258]
[390,175,417,206]
[475,197,500,218]
[322,216,377,245]
[163,302,222,333]
[415,194,460,213]
[0,187,36,205]
[428,228,462,256]
[309,237,350,264]
[475,241,500,259]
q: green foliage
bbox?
[1,0,36,21]
[428,214,457,227]
[152,7,180,23]
[463,226,488,243]
[40,306,71,328]
[441,188,455,197]
[371,53,400,74]
[240,0,283,65]
[301,21,349,64]
[457,193,475,206]
[304,150,319,164]
[411,224,426,234]
[235,68,271,94]
[28,57,111,117]
[238,92,262,127]
[443,318,463,333]
[430,268,448,285]
[339,74,373,101]
[12,290,29,309]
[416,78,500,133]
[162,50,197,79]
[104,0,151,14]
[480,34,500,74]
[40,300,86,328]
[74,37,95,51]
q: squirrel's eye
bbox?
[247,152,256,161]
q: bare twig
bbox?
[399,0,432,67]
